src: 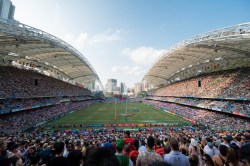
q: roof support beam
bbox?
[146,75,169,81]
[71,74,95,80]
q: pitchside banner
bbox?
[111,124,137,127]
[103,124,167,127]
[103,123,167,127]
[232,112,247,117]
[91,124,104,127]
[183,117,196,124]
[50,123,189,129]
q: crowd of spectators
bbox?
[155,68,250,99]
[0,96,92,112]
[70,96,92,102]
[144,100,250,132]
[0,66,91,98]
[0,66,249,165]
[0,100,96,136]
[146,96,250,117]
[0,98,60,111]
[0,127,249,166]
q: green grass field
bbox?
[47,102,189,128]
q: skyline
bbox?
[11,0,250,88]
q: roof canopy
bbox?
[0,18,103,89]
[143,22,250,88]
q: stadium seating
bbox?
[154,68,250,99]
[0,66,98,136]
[146,96,250,117]
[0,66,91,98]
[0,100,96,136]
[143,100,250,131]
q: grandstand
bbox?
[0,17,104,135]
[143,23,250,131]
[143,23,250,88]
[0,18,102,87]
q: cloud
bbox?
[63,29,123,49]
[112,66,146,75]
[63,33,89,50]
[89,29,122,43]
[122,47,165,66]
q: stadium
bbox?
[0,1,250,166]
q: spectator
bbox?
[245,134,250,144]
[123,144,130,156]
[204,142,219,158]
[164,138,190,166]
[39,143,53,166]
[189,138,200,156]
[138,140,146,154]
[103,142,115,154]
[115,139,133,166]
[188,155,199,166]
[84,147,120,166]
[239,143,250,166]
[49,142,68,166]
[212,145,229,166]
[129,139,139,166]
[9,155,23,166]
[221,136,230,147]
[136,136,163,166]
[25,146,37,164]
[148,161,171,166]
[124,131,134,152]
[202,154,215,166]
[226,147,238,166]
[155,139,165,157]
[163,145,171,155]
[7,141,23,166]
[28,154,43,166]
[67,140,83,166]
[0,138,10,166]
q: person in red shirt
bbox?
[124,131,134,152]
[129,139,139,166]
[155,139,165,157]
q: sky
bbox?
[11,0,250,88]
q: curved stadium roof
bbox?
[143,22,250,88]
[0,18,103,89]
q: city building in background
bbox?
[105,79,117,92]
[133,81,149,97]
[120,82,125,94]
[105,78,118,96]
[134,82,142,96]
[0,0,15,20]
[142,80,149,92]
[104,79,131,97]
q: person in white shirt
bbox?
[204,142,219,158]
[138,140,146,154]
[164,138,190,166]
